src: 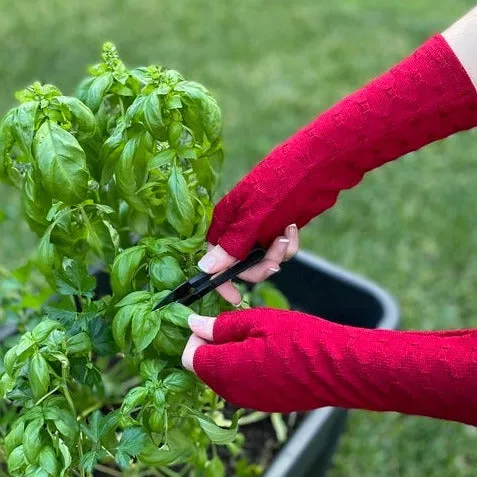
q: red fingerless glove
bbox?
[194,309,477,426]
[208,34,477,259]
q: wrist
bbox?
[442,6,477,91]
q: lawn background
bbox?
[1,0,477,475]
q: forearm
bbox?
[208,32,477,259]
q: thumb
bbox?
[181,334,208,373]
[197,244,237,274]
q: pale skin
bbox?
[182,5,477,373]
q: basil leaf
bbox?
[162,370,195,392]
[30,353,50,400]
[85,73,113,112]
[56,96,96,141]
[44,407,79,441]
[99,128,125,185]
[116,290,152,307]
[33,121,89,205]
[189,408,242,445]
[7,444,26,472]
[132,308,161,352]
[143,93,166,137]
[54,259,96,297]
[111,246,146,298]
[58,439,72,477]
[161,302,193,329]
[32,319,62,343]
[11,101,38,157]
[115,427,148,470]
[66,332,92,355]
[38,446,59,475]
[80,449,107,473]
[139,429,192,466]
[112,305,134,350]
[166,166,194,237]
[205,456,226,477]
[116,136,148,211]
[23,418,44,463]
[153,322,188,356]
[148,408,165,432]
[251,282,289,310]
[4,419,25,454]
[140,359,167,382]
[121,386,149,414]
[149,255,185,291]
[148,149,176,170]
[22,168,51,236]
[89,316,116,356]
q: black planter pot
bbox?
[262,250,400,477]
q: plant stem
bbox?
[79,402,104,419]
[61,367,85,477]
[35,384,60,406]
[95,464,122,477]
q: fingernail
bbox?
[278,238,290,244]
[288,224,298,235]
[266,267,280,277]
[198,254,216,273]
[188,314,206,328]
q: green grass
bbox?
[1,0,477,475]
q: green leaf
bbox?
[189,409,242,445]
[116,290,152,307]
[33,121,90,205]
[81,449,107,473]
[81,410,119,443]
[111,246,146,297]
[44,407,79,441]
[140,359,167,382]
[116,136,148,211]
[148,149,176,170]
[56,96,96,141]
[121,386,149,414]
[32,319,62,343]
[55,259,96,297]
[143,93,165,137]
[30,353,50,400]
[166,166,195,237]
[22,168,52,236]
[116,427,148,469]
[7,445,26,472]
[161,302,193,329]
[132,308,161,352]
[23,418,44,464]
[45,306,77,326]
[3,346,19,376]
[5,419,25,454]
[99,128,125,184]
[162,370,195,392]
[112,305,134,350]
[66,332,92,355]
[153,322,188,356]
[89,316,116,356]
[149,255,185,291]
[205,456,226,477]
[11,101,38,157]
[252,282,289,310]
[38,446,59,475]
[86,73,113,112]
[58,439,72,477]
[139,429,192,466]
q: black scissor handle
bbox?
[179,247,267,305]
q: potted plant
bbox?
[0,43,399,477]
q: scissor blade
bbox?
[153,281,191,310]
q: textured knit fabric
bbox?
[207,34,477,260]
[194,309,477,425]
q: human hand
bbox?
[196,224,299,305]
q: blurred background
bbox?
[1,0,477,475]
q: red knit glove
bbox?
[193,309,477,426]
[207,34,477,260]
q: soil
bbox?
[216,404,307,476]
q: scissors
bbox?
[153,247,267,310]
